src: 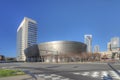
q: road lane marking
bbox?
[81,72,90,76]
[73,70,120,80]
[35,73,72,80]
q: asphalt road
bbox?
[0,62,120,80]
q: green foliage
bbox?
[0,69,25,78]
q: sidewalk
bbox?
[0,75,32,80]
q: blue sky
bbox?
[0,0,120,57]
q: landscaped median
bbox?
[0,69,25,78]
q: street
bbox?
[0,62,120,80]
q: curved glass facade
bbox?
[25,41,87,62]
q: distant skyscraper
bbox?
[17,17,37,61]
[84,35,92,53]
[94,45,99,53]
[107,42,111,51]
[111,37,120,51]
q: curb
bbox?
[108,63,120,76]
[23,71,37,80]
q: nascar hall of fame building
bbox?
[24,41,87,63]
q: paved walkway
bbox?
[0,75,33,80]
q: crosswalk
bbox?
[73,70,120,80]
[35,74,73,80]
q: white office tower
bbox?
[84,35,92,53]
[17,17,37,61]
[111,37,120,52]
[94,45,99,53]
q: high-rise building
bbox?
[94,45,99,53]
[111,37,120,51]
[84,35,92,53]
[17,17,37,61]
[107,42,111,51]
